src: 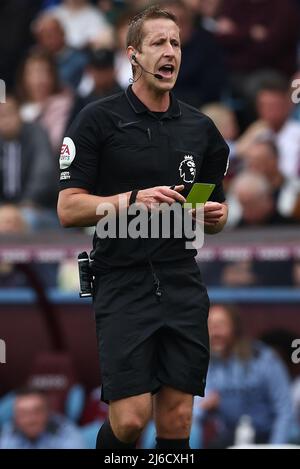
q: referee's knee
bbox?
[109,395,152,443]
[113,414,149,442]
[158,403,193,437]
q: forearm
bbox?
[57,190,131,227]
[58,185,186,228]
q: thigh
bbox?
[157,261,210,396]
[93,268,163,402]
[154,386,194,416]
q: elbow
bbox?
[57,209,72,228]
[60,217,72,228]
[57,191,81,228]
[57,201,74,228]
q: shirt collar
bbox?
[125,85,181,119]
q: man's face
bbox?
[24,59,54,101]
[36,18,65,54]
[246,143,277,177]
[235,186,273,224]
[0,206,26,234]
[134,18,181,92]
[256,90,291,131]
[14,395,49,440]
[208,306,235,357]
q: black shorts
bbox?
[93,258,210,403]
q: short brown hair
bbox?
[126,4,178,52]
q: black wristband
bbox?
[129,189,139,206]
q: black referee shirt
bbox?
[59,85,229,271]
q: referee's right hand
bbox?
[136,185,185,209]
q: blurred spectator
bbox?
[0,96,58,222]
[198,0,223,32]
[255,79,300,179]
[201,103,239,158]
[27,352,85,422]
[114,10,135,89]
[237,75,300,179]
[69,49,122,126]
[85,48,122,99]
[228,171,296,228]
[200,103,242,191]
[215,0,300,78]
[96,0,126,26]
[194,304,294,448]
[0,204,28,235]
[213,0,300,128]
[50,0,113,49]
[260,329,300,442]
[217,168,296,286]
[32,13,89,89]
[18,48,74,153]
[0,0,42,90]
[163,0,226,107]
[0,387,85,449]
[243,140,300,221]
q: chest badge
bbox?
[179,155,196,183]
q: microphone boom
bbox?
[132,55,163,80]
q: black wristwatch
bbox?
[129,189,139,206]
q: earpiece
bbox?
[129,54,163,81]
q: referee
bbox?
[58,5,229,450]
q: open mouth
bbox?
[158,64,175,78]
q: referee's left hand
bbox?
[203,201,225,226]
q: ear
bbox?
[127,46,136,64]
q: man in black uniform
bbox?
[57,6,229,450]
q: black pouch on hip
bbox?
[78,251,94,298]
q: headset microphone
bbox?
[131,54,163,80]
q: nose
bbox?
[163,41,175,57]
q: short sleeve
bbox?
[198,117,230,203]
[59,104,103,193]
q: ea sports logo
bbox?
[61,143,71,157]
[60,137,76,169]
